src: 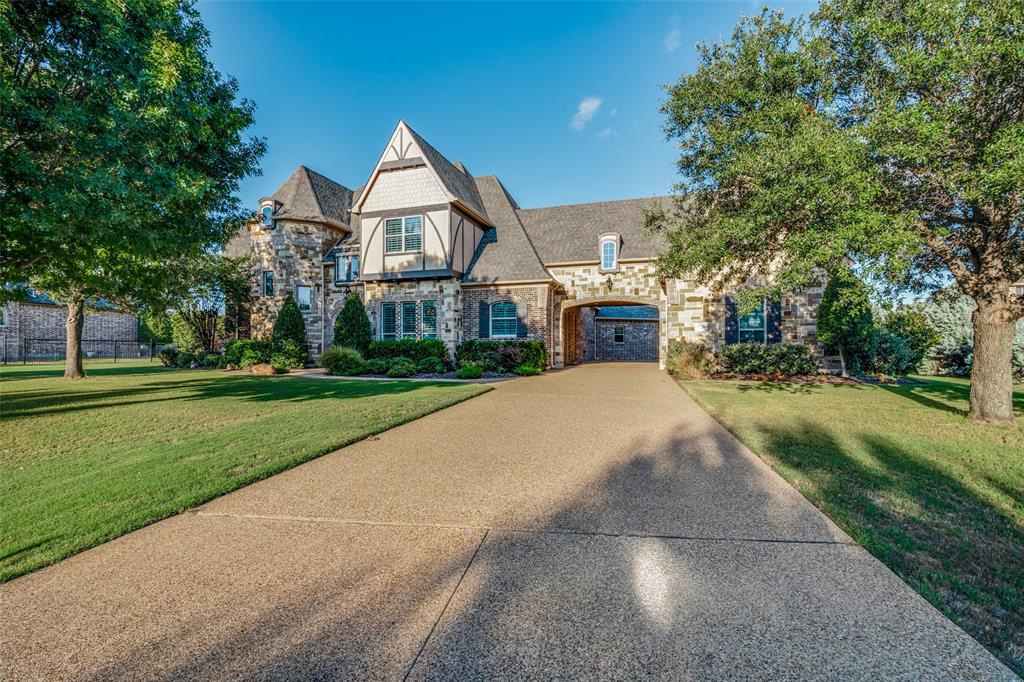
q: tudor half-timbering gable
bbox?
[352,121,492,281]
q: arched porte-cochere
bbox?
[557,296,666,369]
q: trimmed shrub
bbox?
[200,353,220,368]
[321,347,365,376]
[175,351,195,369]
[224,339,271,368]
[512,363,542,376]
[666,340,713,378]
[216,354,229,369]
[269,353,292,374]
[367,338,448,363]
[718,343,819,376]
[386,358,417,378]
[363,358,387,375]
[880,308,939,373]
[386,355,414,371]
[271,295,307,349]
[456,362,483,379]
[333,293,373,353]
[273,338,306,369]
[456,339,546,373]
[416,356,445,374]
[157,347,178,367]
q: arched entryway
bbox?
[558,296,665,368]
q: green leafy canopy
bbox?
[1,0,266,307]
[647,1,1023,314]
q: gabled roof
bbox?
[270,166,354,228]
[402,123,488,221]
[517,196,672,263]
[463,176,553,284]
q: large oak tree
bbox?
[647,0,1023,425]
[1,0,264,377]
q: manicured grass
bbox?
[0,362,489,582]
[680,375,1024,675]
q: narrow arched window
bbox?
[598,235,614,270]
[261,205,273,227]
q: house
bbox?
[235,121,823,368]
[0,290,138,362]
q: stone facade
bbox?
[362,279,462,353]
[0,301,138,361]
[249,219,343,351]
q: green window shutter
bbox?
[478,301,489,338]
[516,301,528,337]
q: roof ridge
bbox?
[518,194,672,213]
[489,176,550,278]
[301,167,326,217]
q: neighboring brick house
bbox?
[236,120,823,368]
[0,291,138,361]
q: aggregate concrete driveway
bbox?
[1,363,1014,680]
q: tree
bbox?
[881,308,940,373]
[333,293,373,352]
[169,255,251,354]
[1,1,265,378]
[817,269,875,375]
[646,1,1023,424]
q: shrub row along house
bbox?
[229,121,823,368]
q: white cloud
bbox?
[597,127,617,139]
[664,17,681,52]
[570,97,603,131]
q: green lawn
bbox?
[680,375,1024,675]
[0,362,489,583]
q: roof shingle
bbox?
[272,166,354,227]
[403,124,489,222]
[463,176,552,283]
[517,196,672,264]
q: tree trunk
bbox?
[64,298,85,379]
[969,299,1017,426]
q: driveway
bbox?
[1,363,1013,680]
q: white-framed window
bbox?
[422,300,437,339]
[335,254,360,283]
[296,285,311,311]
[261,204,274,227]
[490,301,517,338]
[0,306,7,327]
[600,236,618,270]
[384,216,423,253]
[614,325,625,343]
[738,299,767,344]
[381,302,397,339]
[262,271,274,297]
[401,301,417,339]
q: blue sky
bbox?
[199,1,816,212]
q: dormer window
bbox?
[599,234,619,271]
[260,205,274,227]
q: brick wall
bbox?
[461,284,550,348]
[595,319,658,361]
[0,301,138,360]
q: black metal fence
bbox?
[1,338,173,364]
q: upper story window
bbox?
[335,254,360,283]
[385,216,423,254]
[738,299,766,344]
[491,301,517,338]
[599,235,618,271]
[296,285,311,311]
[260,204,274,227]
[262,271,274,297]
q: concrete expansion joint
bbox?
[191,510,856,547]
[403,529,489,681]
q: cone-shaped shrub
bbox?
[334,292,373,353]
